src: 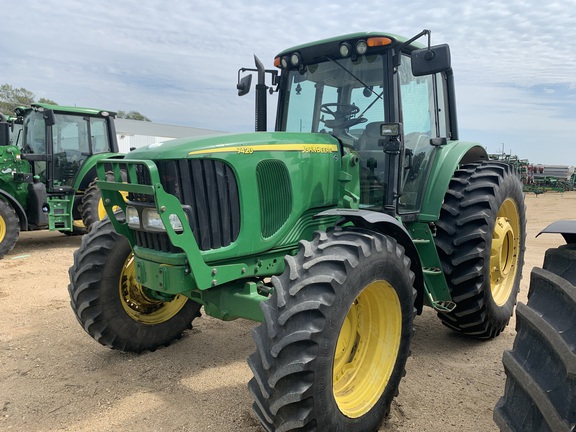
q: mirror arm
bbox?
[394,29,431,67]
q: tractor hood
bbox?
[124,131,341,160]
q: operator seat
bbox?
[356,122,386,180]
[356,122,387,206]
[356,122,382,151]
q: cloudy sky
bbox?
[2,0,575,164]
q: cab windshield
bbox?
[278,51,442,214]
[22,111,113,186]
[280,54,387,147]
[22,111,112,156]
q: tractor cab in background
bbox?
[14,104,118,193]
[0,103,121,258]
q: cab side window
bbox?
[398,55,448,213]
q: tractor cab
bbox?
[14,103,118,194]
[240,31,453,218]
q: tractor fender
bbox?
[72,152,125,191]
[315,208,425,312]
[419,141,488,222]
[536,220,576,244]
[0,189,27,230]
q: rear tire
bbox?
[435,162,526,338]
[494,245,576,431]
[68,217,202,353]
[0,200,19,259]
[80,177,106,233]
[248,227,416,432]
[81,171,125,232]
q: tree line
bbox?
[0,84,150,121]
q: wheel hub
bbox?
[490,199,520,306]
[119,253,188,324]
[333,280,401,418]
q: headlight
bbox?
[356,40,368,55]
[339,42,352,57]
[142,208,186,233]
[126,206,140,229]
[142,208,165,232]
[168,213,185,232]
[290,52,302,67]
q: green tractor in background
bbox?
[69,30,526,431]
[0,103,120,258]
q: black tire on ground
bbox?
[434,161,526,338]
[494,245,576,432]
[68,217,202,353]
[0,200,19,259]
[248,227,416,432]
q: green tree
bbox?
[0,84,35,114]
[37,97,58,105]
[117,110,151,122]
[0,84,59,115]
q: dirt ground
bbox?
[0,192,572,432]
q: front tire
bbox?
[68,217,202,352]
[494,245,576,431]
[0,200,19,259]
[248,227,416,432]
[435,162,526,338]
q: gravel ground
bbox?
[0,192,571,432]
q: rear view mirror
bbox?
[411,44,451,76]
[43,109,56,126]
[237,74,253,96]
[0,122,9,146]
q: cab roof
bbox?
[275,31,423,58]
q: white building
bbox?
[114,119,226,154]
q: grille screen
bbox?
[130,159,241,252]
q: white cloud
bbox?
[1,0,576,163]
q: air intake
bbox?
[256,160,292,238]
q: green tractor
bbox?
[0,103,120,258]
[69,30,526,431]
[494,221,576,431]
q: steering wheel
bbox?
[320,103,367,129]
[320,103,360,117]
[54,149,84,162]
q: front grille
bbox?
[134,230,181,253]
[129,164,154,203]
[132,159,241,252]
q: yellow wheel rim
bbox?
[119,253,188,324]
[98,191,128,220]
[333,280,402,418]
[0,214,6,243]
[97,198,108,220]
[490,198,521,306]
[73,220,86,228]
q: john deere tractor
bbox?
[69,30,526,431]
[495,221,576,431]
[0,103,120,258]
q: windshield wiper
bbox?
[325,57,383,119]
